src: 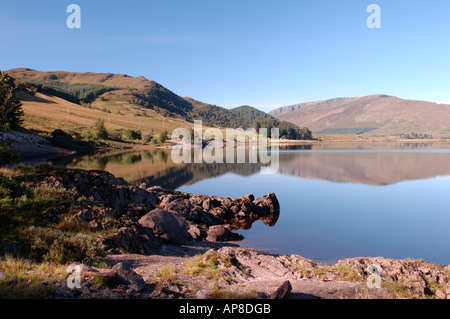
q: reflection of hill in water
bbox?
[278,151,450,185]
[141,162,263,189]
[51,145,450,188]
[51,149,264,189]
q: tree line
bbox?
[253,119,313,140]
[14,79,119,104]
[397,132,434,140]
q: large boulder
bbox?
[139,209,189,245]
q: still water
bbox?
[51,142,450,265]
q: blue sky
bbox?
[1,0,449,111]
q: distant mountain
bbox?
[269,95,450,137]
[7,68,279,130]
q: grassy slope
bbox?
[19,91,190,137]
[8,68,293,136]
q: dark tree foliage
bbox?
[0,72,24,132]
[122,129,141,141]
[0,72,23,165]
[254,119,313,140]
[50,129,74,149]
[19,80,119,104]
[131,83,193,117]
[399,132,434,140]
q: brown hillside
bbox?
[270,95,450,137]
[7,68,153,89]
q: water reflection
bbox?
[50,148,265,189]
[50,142,450,188]
[49,142,450,264]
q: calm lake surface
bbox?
[50,142,450,265]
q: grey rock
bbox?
[206,225,243,242]
[268,280,292,299]
[139,209,188,245]
[188,224,202,240]
[111,262,147,292]
[102,224,162,255]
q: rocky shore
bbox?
[2,167,450,299]
[2,130,76,164]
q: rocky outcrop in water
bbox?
[37,168,280,253]
[145,184,280,244]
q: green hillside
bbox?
[7,68,312,140]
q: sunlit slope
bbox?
[270,95,450,138]
[19,91,188,135]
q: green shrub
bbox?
[159,130,169,143]
[92,119,108,139]
[81,128,95,141]
[142,133,153,144]
[122,129,141,141]
[81,120,108,142]
[50,129,74,149]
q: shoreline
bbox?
[1,166,449,299]
[6,128,449,165]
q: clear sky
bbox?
[1,0,449,111]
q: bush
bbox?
[50,129,74,149]
[0,146,19,166]
[122,129,141,141]
[142,133,153,144]
[107,130,122,141]
[81,120,108,142]
[81,128,95,141]
[159,130,169,143]
[92,119,108,139]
